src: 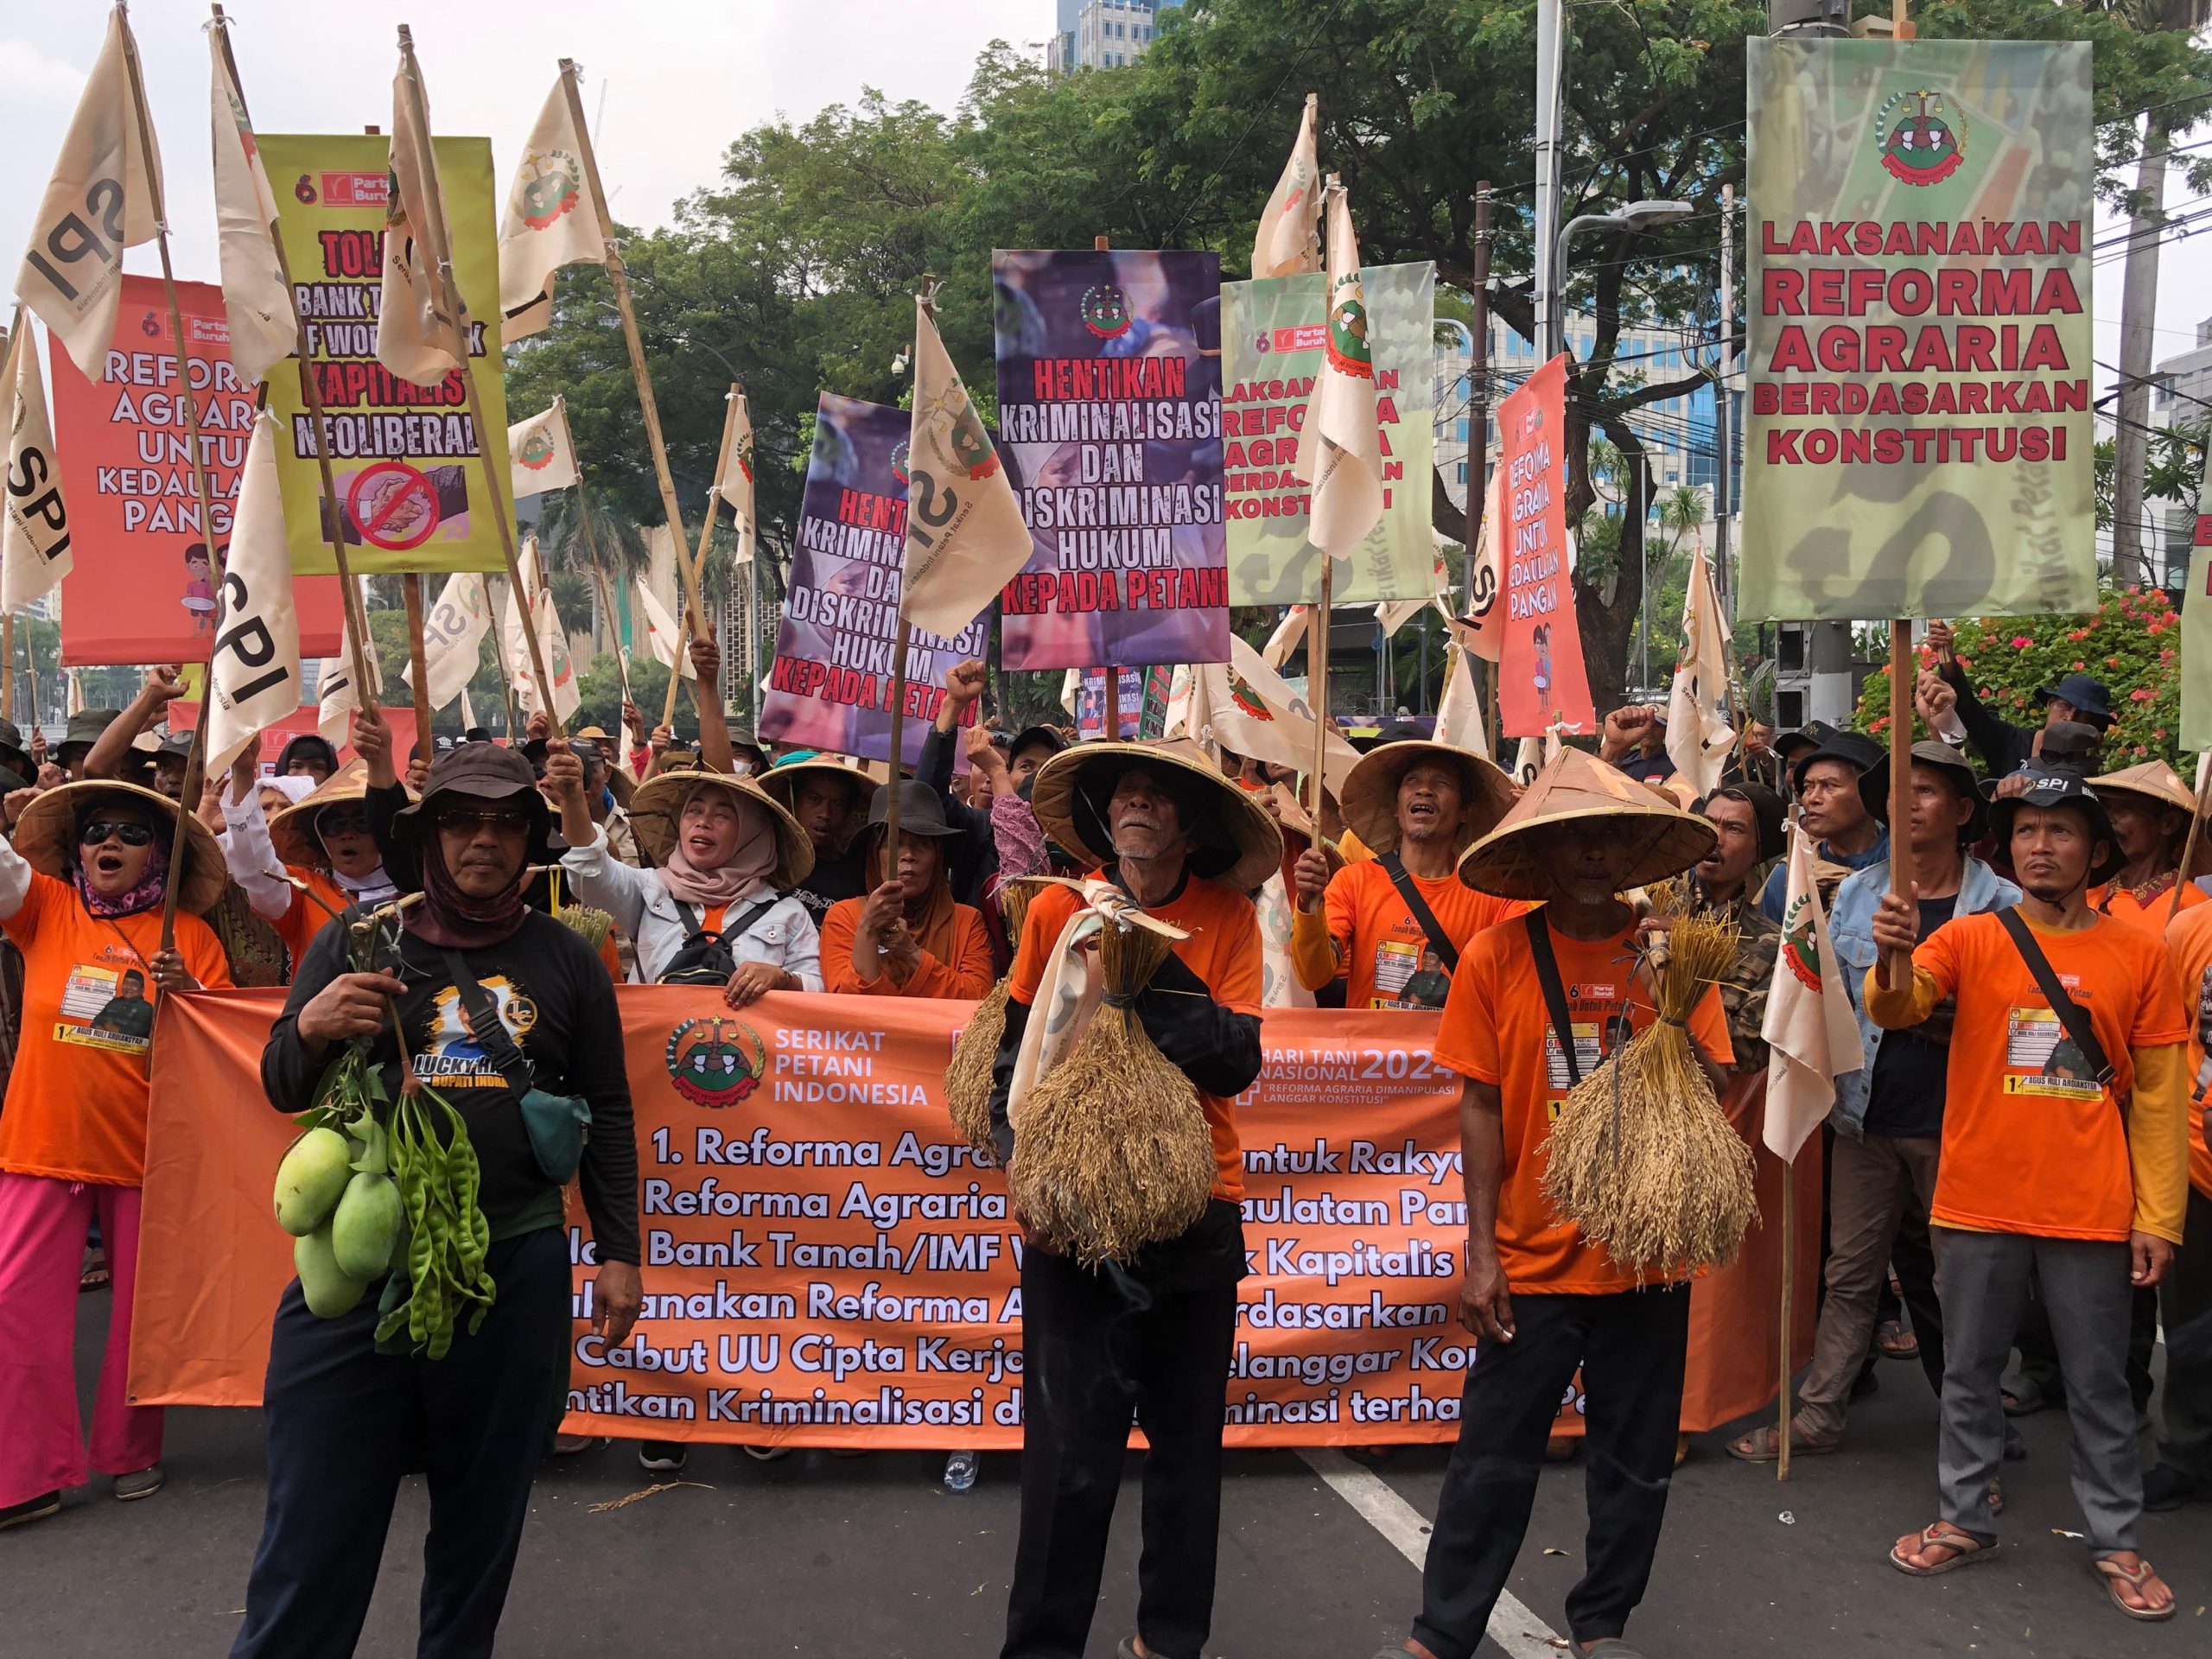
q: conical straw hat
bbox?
[14,779,228,916]
[269,759,377,870]
[1457,747,1718,899]
[1031,737,1284,893]
[1339,740,1515,859]
[2088,759,2211,877]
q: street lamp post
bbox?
[1543,200,1697,361]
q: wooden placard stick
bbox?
[120,21,226,952]
[1879,620,1916,989]
[401,574,435,757]
[394,27,562,735]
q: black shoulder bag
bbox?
[441,949,594,1184]
[1379,852,1462,976]
[1993,907,2115,1088]
[1523,909,1584,1088]
[658,897,781,987]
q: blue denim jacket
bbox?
[1827,855,2020,1138]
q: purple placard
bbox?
[992,248,1228,671]
[758,394,985,766]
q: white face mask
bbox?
[731,760,753,778]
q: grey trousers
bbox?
[1932,1226,2140,1554]
[2158,1185,2212,1483]
[1797,1133,1941,1440]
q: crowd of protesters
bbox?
[0,627,2204,1659]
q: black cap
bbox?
[1701,780,1787,862]
[1790,728,1885,792]
[0,718,28,770]
[59,708,121,758]
[1007,724,1069,766]
[863,779,962,839]
[2037,721,2103,776]
[1982,763,2124,885]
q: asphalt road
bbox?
[5,1295,2209,1657]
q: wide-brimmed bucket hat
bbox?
[14,779,227,914]
[628,768,814,887]
[1457,747,1719,900]
[1339,740,1516,860]
[2034,672,2114,729]
[1031,738,1284,893]
[1858,740,1989,845]
[388,744,563,863]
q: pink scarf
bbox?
[658,785,779,911]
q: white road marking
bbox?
[1300,1446,1568,1659]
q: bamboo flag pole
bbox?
[556,60,714,649]
[401,575,435,755]
[3,615,13,728]
[120,21,225,953]
[394,27,562,736]
[661,386,742,729]
[1878,620,1916,989]
[1777,1169,1795,1481]
[2171,750,2212,924]
[880,279,940,874]
[575,491,630,711]
[486,575,519,736]
[1093,234,1122,741]
[213,7,377,713]
[1309,554,1334,818]
[23,618,41,734]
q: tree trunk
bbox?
[1573,419,1648,715]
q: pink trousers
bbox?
[0,1172,163,1507]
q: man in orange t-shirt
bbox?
[1868,765,2189,1622]
[2150,901,2212,1511]
[987,741,1274,1659]
[1288,739,1518,1009]
[1379,751,1731,1659]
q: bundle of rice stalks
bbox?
[945,878,1050,1164]
[1539,887,1757,1278]
[1007,918,1215,1268]
[556,903,615,954]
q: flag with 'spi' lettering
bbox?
[14,7,162,380]
[1762,823,1866,1162]
[207,414,302,776]
[209,32,296,387]
[499,73,603,342]
[406,569,493,711]
[1252,93,1321,280]
[1,318,73,612]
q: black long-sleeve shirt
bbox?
[263,909,640,1263]
[1936,659,2034,778]
[918,724,998,906]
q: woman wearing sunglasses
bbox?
[0,781,232,1531]
[219,751,397,970]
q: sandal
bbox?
[79,1251,110,1292]
[1889,1522,1998,1576]
[1874,1319,1918,1361]
[2091,1555,2177,1623]
[1726,1422,1836,1464]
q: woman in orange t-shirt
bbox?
[0,781,232,1529]
[821,781,994,1001]
[221,755,397,971]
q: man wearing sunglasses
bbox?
[232,741,639,1658]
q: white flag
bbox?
[1292,181,1384,557]
[1375,550,1452,638]
[378,50,459,387]
[1510,734,1542,788]
[1761,823,1866,1162]
[460,683,476,732]
[1433,643,1488,755]
[896,300,1032,639]
[1260,606,1309,671]
[1457,466,1505,663]
[505,586,580,721]
[316,590,381,747]
[717,391,756,565]
[15,7,162,380]
[635,574,694,680]
[1252,93,1321,280]
[209,35,296,388]
[207,413,302,775]
[1197,635,1359,800]
[1664,541,1735,799]
[498,73,603,341]
[2,321,74,611]
[508,398,579,499]
[406,569,492,710]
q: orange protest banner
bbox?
[132,992,1813,1444]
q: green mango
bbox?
[331,1172,402,1280]
[273,1127,354,1236]
[295,1224,368,1318]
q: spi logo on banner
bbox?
[257,134,513,575]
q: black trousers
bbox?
[231,1228,571,1659]
[1001,1205,1243,1659]
[2015,1269,2159,1415]
[1414,1285,1690,1659]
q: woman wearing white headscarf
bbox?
[545,749,821,997]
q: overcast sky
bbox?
[0,3,2195,410]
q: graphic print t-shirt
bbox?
[1912,911,2187,1241]
[1322,858,1526,1010]
[1433,911,1732,1293]
[0,872,233,1185]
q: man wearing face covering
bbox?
[231,743,640,1658]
